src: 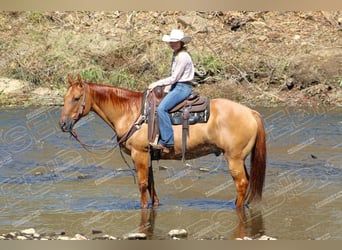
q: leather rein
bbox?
[69,82,143,152]
[68,83,116,153]
[68,83,144,182]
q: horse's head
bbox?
[59,74,90,132]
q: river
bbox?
[0,106,341,239]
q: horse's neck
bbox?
[89,85,142,137]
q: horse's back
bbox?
[207,98,259,151]
[210,98,258,122]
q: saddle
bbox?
[142,86,210,161]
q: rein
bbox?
[70,83,119,153]
[70,130,136,184]
[69,130,118,153]
[68,82,146,183]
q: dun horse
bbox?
[59,75,266,209]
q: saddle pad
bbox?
[170,110,210,125]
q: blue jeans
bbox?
[157,82,192,146]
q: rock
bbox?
[55,231,66,236]
[288,48,342,92]
[338,16,342,25]
[33,233,40,238]
[91,229,103,234]
[57,235,71,240]
[6,232,17,239]
[258,35,268,41]
[243,236,253,240]
[168,229,188,238]
[258,235,277,240]
[93,234,117,240]
[286,78,295,90]
[21,228,36,235]
[171,236,181,240]
[235,236,252,240]
[73,233,88,240]
[177,15,208,33]
[158,165,168,170]
[199,167,210,172]
[77,174,89,179]
[123,232,147,240]
[0,78,30,94]
[17,235,28,240]
[32,87,54,96]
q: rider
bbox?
[148,29,195,152]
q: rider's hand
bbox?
[148,81,159,90]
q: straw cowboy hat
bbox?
[162,29,192,44]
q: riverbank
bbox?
[1,76,341,108]
[0,11,341,107]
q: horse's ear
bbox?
[76,74,83,88]
[67,74,74,86]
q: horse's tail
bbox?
[247,111,267,204]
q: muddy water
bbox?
[0,106,341,239]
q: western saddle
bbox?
[142,86,210,161]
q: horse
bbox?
[59,75,266,209]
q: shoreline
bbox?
[1,78,341,108]
[0,227,277,240]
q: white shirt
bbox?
[155,50,195,88]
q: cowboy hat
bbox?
[162,29,191,44]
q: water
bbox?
[0,106,341,239]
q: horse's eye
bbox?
[73,97,80,102]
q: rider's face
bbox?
[168,41,182,52]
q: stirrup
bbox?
[149,142,171,153]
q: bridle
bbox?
[75,82,87,122]
[69,82,144,149]
[67,82,141,183]
[69,82,117,151]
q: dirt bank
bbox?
[0,11,341,107]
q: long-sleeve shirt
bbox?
[155,50,195,87]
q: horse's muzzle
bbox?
[59,117,74,132]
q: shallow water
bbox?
[0,106,341,239]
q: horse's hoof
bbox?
[141,204,149,209]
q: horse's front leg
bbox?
[148,160,160,207]
[131,150,159,208]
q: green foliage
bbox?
[197,54,223,74]
[80,68,138,89]
[192,52,225,82]
[80,68,105,83]
[108,69,137,89]
[28,12,45,24]
[11,65,41,86]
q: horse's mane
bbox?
[86,82,143,112]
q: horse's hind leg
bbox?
[227,157,249,208]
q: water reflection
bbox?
[136,207,266,239]
[233,208,265,239]
[138,209,156,239]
